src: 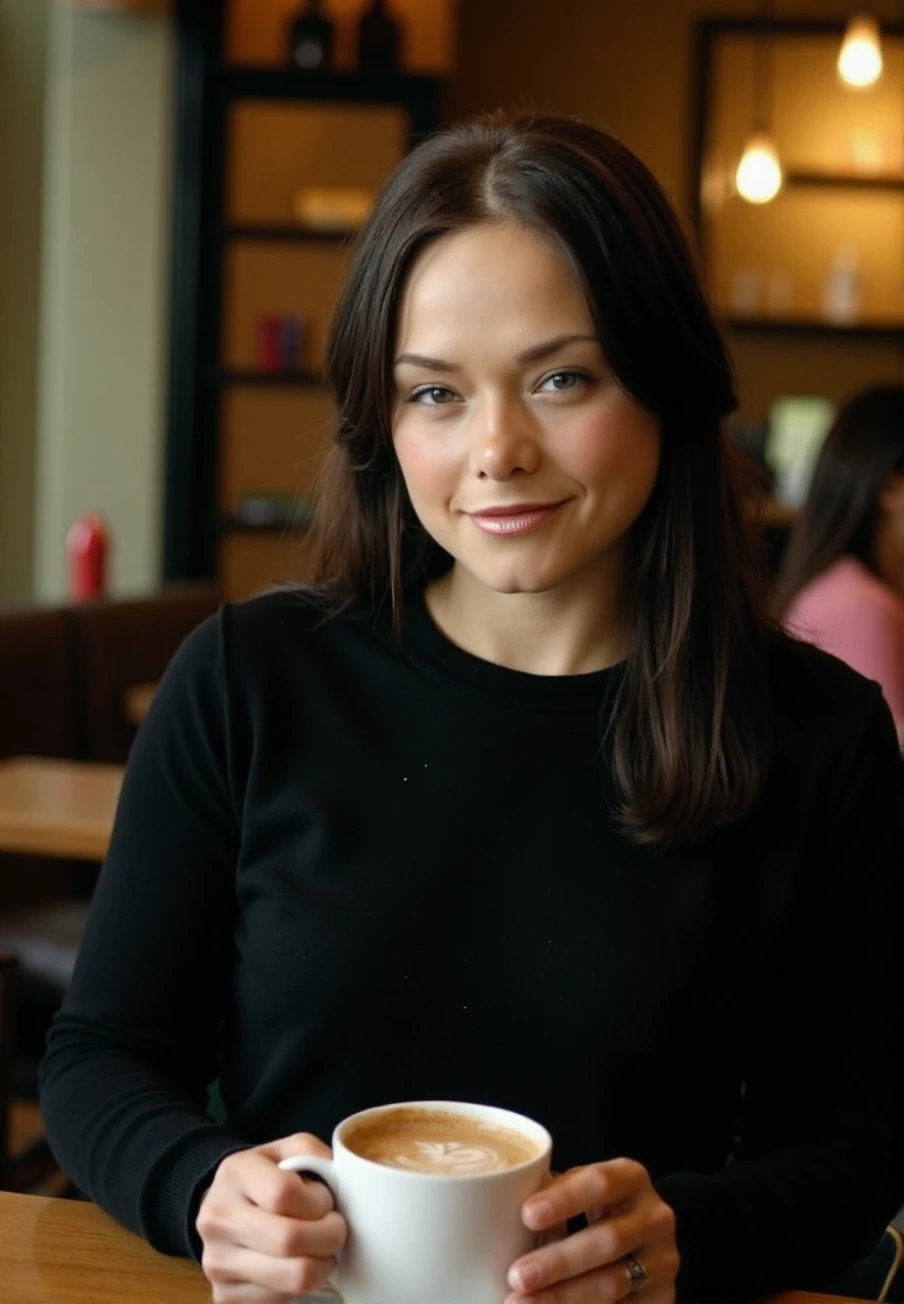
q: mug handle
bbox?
[278,1152,338,1201]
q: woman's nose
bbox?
[468,403,541,480]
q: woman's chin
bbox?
[456,564,564,597]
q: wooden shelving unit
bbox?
[163,7,442,594]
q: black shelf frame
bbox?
[214,66,441,125]
[784,170,904,192]
[223,222,357,243]
[164,6,442,581]
[219,518,309,535]
[725,317,904,342]
[212,367,326,389]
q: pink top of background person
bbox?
[785,554,904,720]
[775,383,904,725]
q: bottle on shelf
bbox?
[66,513,109,602]
[287,0,334,72]
[281,315,304,371]
[356,0,401,73]
[256,314,306,373]
[822,245,862,324]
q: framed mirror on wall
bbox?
[691,15,903,335]
[689,14,904,514]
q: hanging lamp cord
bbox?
[754,0,776,131]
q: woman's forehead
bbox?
[394,223,595,356]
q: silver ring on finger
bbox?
[624,1251,647,1294]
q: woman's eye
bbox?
[540,370,586,393]
[410,385,456,406]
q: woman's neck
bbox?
[423,565,628,677]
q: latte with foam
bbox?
[345,1107,540,1175]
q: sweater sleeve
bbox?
[40,608,252,1258]
[656,686,904,1302]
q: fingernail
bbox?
[524,1198,553,1229]
[508,1262,541,1292]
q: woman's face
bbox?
[391,222,661,604]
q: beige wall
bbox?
[447,0,903,422]
[0,0,50,598]
[33,3,174,600]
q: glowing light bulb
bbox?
[735,131,783,204]
[837,14,883,88]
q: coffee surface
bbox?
[346,1109,538,1175]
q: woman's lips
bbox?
[466,502,566,536]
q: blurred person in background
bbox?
[774,384,904,734]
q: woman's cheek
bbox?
[395,427,460,504]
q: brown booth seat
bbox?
[0,586,218,1150]
[0,605,79,920]
[0,607,81,1189]
[71,584,219,764]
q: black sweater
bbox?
[40,588,904,1301]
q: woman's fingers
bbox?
[264,1132,334,1165]
[216,1140,335,1221]
[508,1207,647,1295]
[203,1239,336,1299]
[522,1158,648,1233]
[197,1175,331,1248]
[507,1159,678,1303]
[198,1135,345,1302]
[506,1242,676,1304]
[226,1200,347,1258]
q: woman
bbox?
[40,114,903,1304]
[774,384,904,727]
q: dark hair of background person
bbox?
[310,110,772,847]
[772,384,904,620]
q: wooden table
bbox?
[0,1191,876,1304]
[123,681,157,728]
[0,757,123,861]
[0,1192,210,1302]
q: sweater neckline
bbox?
[397,586,623,710]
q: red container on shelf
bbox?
[67,513,109,601]
[256,315,284,372]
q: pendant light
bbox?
[837,13,883,87]
[736,0,783,204]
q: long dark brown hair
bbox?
[312,111,771,846]
[773,384,904,618]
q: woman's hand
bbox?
[506,1157,678,1303]
[196,1133,347,1302]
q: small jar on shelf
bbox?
[822,246,862,325]
[286,0,334,72]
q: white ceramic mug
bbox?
[278,1099,552,1304]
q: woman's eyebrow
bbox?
[394,352,461,372]
[394,334,599,373]
[514,333,599,364]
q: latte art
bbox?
[387,1139,511,1174]
[346,1107,540,1176]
